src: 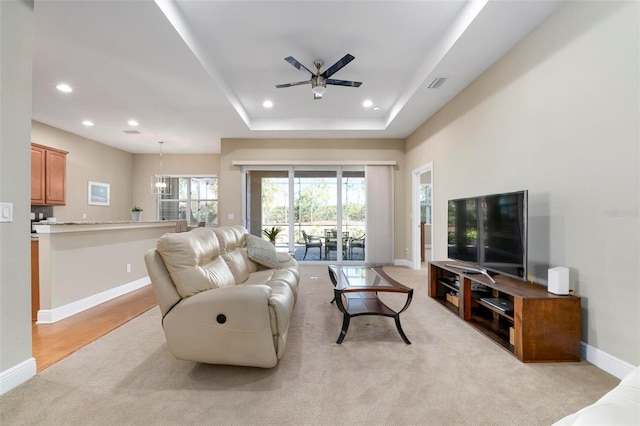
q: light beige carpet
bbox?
[1,265,619,425]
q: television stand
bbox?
[430,260,581,362]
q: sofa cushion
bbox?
[246,234,281,269]
[221,249,251,284]
[157,228,236,298]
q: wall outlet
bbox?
[82,213,87,219]
[126,264,131,273]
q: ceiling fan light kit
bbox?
[276,54,362,99]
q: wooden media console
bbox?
[429,261,581,362]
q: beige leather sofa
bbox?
[144,225,299,368]
[552,365,639,425]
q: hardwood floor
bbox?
[32,285,157,372]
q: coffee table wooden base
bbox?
[332,290,411,345]
[329,267,413,345]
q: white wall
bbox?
[406,1,639,366]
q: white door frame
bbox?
[411,162,433,270]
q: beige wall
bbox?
[0,0,34,377]
[37,225,175,311]
[31,121,134,222]
[405,1,639,365]
[131,153,219,217]
[219,138,406,257]
[29,123,220,223]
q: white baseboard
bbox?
[394,259,413,268]
[388,261,635,380]
[37,277,151,324]
[0,357,36,396]
[581,342,636,380]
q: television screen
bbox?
[447,197,479,264]
[480,191,527,279]
[447,190,528,280]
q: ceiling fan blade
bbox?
[275,81,311,88]
[326,79,362,87]
[284,56,313,78]
[321,54,355,78]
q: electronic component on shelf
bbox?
[481,297,514,313]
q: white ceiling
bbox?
[32,0,564,154]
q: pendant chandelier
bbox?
[151,141,172,195]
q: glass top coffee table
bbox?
[328,265,414,344]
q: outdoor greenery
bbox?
[263,226,283,241]
[262,180,365,225]
[260,176,365,245]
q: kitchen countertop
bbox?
[32,220,180,234]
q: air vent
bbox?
[123,130,140,134]
[428,77,447,89]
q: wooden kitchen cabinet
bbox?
[31,143,67,205]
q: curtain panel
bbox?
[365,165,394,265]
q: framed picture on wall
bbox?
[88,181,110,206]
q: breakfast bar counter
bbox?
[32,220,178,233]
[32,220,180,323]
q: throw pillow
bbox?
[245,233,280,269]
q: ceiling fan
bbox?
[275,54,362,99]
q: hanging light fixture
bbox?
[151,141,172,195]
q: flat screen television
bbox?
[447,197,479,264]
[447,190,528,280]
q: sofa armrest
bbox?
[552,366,640,425]
[170,285,273,332]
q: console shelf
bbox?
[429,261,581,362]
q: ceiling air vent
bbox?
[123,130,140,134]
[428,77,447,89]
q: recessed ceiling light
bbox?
[263,100,273,108]
[128,120,139,127]
[372,106,381,112]
[82,120,94,127]
[362,100,373,108]
[56,83,72,93]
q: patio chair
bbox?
[348,234,365,260]
[302,230,323,260]
[325,229,348,260]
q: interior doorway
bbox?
[412,163,433,269]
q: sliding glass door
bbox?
[342,171,365,261]
[293,170,337,260]
[244,166,365,263]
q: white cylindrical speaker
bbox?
[548,266,570,295]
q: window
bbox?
[157,176,218,226]
[421,184,432,225]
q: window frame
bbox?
[156,174,218,227]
